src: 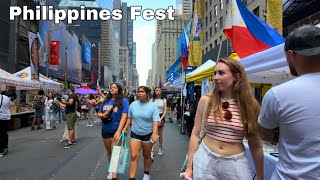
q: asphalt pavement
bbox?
[0,116,190,180]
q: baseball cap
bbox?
[284,25,320,56]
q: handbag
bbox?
[180,96,209,173]
[108,132,129,174]
[101,105,115,124]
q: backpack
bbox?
[33,95,45,110]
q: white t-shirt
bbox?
[150,98,167,114]
[258,72,320,179]
[0,94,12,120]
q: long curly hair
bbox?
[103,83,124,108]
[206,58,260,136]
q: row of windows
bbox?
[205,16,223,41]
[205,35,223,53]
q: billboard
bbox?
[83,42,91,64]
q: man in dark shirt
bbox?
[57,88,77,149]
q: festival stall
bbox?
[0,68,40,129]
[14,67,63,93]
[186,60,216,84]
[0,68,39,91]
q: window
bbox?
[215,22,218,33]
[206,47,208,53]
[214,5,218,17]
[215,40,218,46]
[210,27,212,37]
[209,11,212,22]
[210,43,212,50]
[220,17,223,30]
[206,1,208,11]
[220,35,222,42]
[206,31,208,41]
[253,6,259,17]
[206,17,208,27]
[210,0,212,6]
[220,0,223,10]
[226,0,229,5]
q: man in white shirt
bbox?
[259,25,320,179]
[0,94,12,157]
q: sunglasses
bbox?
[138,91,145,93]
[222,102,232,120]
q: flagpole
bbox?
[217,41,223,61]
[181,67,186,134]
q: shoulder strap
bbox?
[199,96,210,139]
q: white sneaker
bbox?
[142,174,150,180]
[86,124,90,127]
[158,147,163,155]
[107,172,112,180]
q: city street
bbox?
[0,116,190,180]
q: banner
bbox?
[50,41,60,65]
[188,0,205,67]
[28,32,39,80]
[83,43,91,64]
[267,0,283,35]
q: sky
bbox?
[123,0,177,85]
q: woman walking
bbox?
[123,86,160,180]
[44,92,56,130]
[182,58,264,180]
[97,83,129,180]
[150,87,167,160]
[86,94,96,127]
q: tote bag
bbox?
[108,132,129,174]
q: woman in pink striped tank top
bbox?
[182,58,264,180]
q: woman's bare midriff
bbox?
[203,136,245,156]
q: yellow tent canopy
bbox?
[186,60,216,83]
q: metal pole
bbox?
[64,47,67,88]
[98,41,101,84]
[44,53,48,77]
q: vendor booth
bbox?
[0,68,39,130]
[14,67,63,93]
[0,68,39,91]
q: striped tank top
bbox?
[205,98,244,143]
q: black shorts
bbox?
[159,113,165,128]
[171,104,176,110]
[101,130,116,139]
[129,131,152,143]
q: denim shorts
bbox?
[101,130,115,139]
[34,109,44,118]
[129,131,152,143]
[193,142,252,180]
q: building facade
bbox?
[156,14,190,82]
[203,0,266,60]
[119,46,130,86]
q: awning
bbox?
[14,67,63,91]
[0,68,39,90]
[186,60,216,83]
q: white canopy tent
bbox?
[14,67,63,92]
[241,23,320,84]
[0,68,39,90]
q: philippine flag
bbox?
[223,0,285,58]
[181,30,189,69]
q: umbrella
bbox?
[74,87,98,95]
